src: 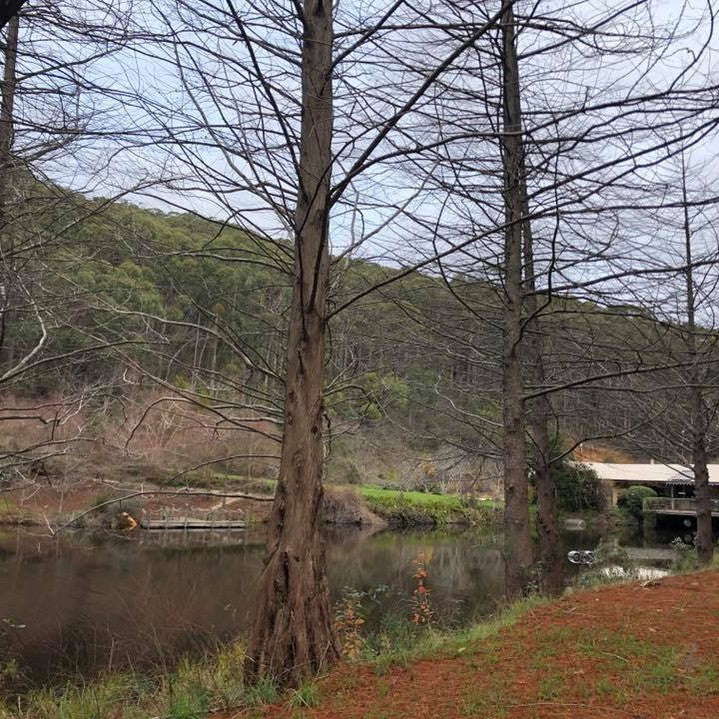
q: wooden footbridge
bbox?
[139,507,247,530]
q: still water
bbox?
[0,524,677,688]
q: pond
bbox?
[0,523,680,690]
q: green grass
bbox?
[288,682,320,709]
[2,672,152,719]
[242,677,279,707]
[364,593,548,673]
[462,674,512,717]
[171,472,501,527]
[166,683,210,719]
[357,487,469,507]
[538,674,566,701]
[357,486,498,526]
[0,642,256,719]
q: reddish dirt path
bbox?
[235,571,719,719]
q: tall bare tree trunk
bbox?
[0,14,18,362]
[682,158,713,565]
[244,0,340,686]
[498,0,562,595]
[500,0,532,598]
[522,203,563,595]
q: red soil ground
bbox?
[240,571,719,719]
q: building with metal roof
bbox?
[583,462,719,505]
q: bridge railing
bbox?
[644,496,719,513]
[139,505,247,530]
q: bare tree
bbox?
[97,0,520,684]
[242,0,341,684]
[0,2,147,483]
[618,153,719,560]
[388,0,719,594]
[499,0,532,597]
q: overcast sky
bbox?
[12,0,719,310]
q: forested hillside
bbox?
[1,180,710,492]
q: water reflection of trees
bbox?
[326,531,505,625]
[0,528,509,685]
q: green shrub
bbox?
[241,677,278,707]
[528,437,602,513]
[618,485,658,521]
[555,460,603,512]
[531,458,602,513]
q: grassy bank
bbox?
[170,475,500,528]
[270,569,719,719]
[357,486,498,526]
[0,464,501,530]
[0,642,268,719]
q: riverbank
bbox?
[0,476,498,530]
[255,568,719,719]
[3,568,718,718]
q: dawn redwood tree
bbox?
[597,151,719,562]
[521,186,563,595]
[242,0,341,684]
[499,0,532,597]
[240,1,508,683]
[400,0,719,596]
[494,1,719,594]
[511,20,562,597]
[499,0,563,596]
[631,155,719,563]
[109,0,510,685]
[680,157,714,565]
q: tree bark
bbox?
[500,0,532,598]
[523,293,562,595]
[497,0,563,595]
[521,191,563,596]
[0,14,18,362]
[243,0,340,686]
[693,427,712,564]
[682,158,712,565]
